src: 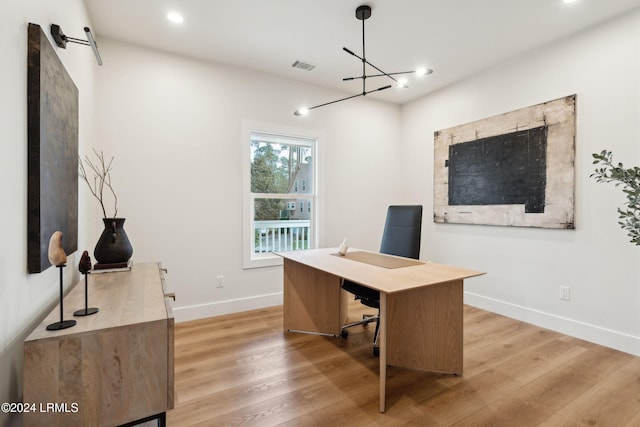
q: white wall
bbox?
[401,10,640,355]
[93,39,402,322]
[0,0,97,425]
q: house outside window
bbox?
[242,126,318,268]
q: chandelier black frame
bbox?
[294,5,432,116]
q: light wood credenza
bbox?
[23,262,174,427]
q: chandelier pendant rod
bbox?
[362,14,366,95]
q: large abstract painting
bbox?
[27,23,78,273]
[434,95,575,229]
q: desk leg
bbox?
[379,292,387,413]
[379,281,463,412]
[283,259,347,336]
[386,280,463,374]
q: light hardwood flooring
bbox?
[167,300,640,426]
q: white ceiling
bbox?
[84,0,640,105]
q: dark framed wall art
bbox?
[27,23,78,273]
[434,95,576,229]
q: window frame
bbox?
[242,122,320,269]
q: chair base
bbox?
[342,313,378,331]
[341,313,380,356]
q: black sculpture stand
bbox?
[74,272,99,317]
[46,265,77,331]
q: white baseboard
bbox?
[173,290,640,357]
[173,292,283,323]
[464,292,640,357]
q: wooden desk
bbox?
[23,263,174,427]
[277,248,484,412]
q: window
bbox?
[242,126,318,268]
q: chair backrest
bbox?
[379,205,423,260]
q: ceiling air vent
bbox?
[291,60,316,71]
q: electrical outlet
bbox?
[560,286,570,301]
[216,275,224,288]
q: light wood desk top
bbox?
[276,247,484,293]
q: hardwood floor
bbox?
[167,301,640,426]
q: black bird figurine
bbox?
[74,250,98,317]
[79,250,92,274]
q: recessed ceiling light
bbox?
[563,0,578,3]
[167,11,184,23]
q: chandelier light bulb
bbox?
[397,78,408,88]
[416,67,432,76]
[294,107,309,116]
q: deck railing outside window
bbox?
[254,220,311,253]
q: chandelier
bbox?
[294,5,432,116]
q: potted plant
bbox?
[79,149,133,266]
[591,150,640,245]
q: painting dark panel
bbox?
[27,23,78,273]
[447,126,547,213]
[434,95,575,228]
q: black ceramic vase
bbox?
[94,218,133,264]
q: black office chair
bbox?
[341,205,423,356]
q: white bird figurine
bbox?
[338,238,348,256]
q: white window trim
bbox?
[242,121,322,269]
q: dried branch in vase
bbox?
[79,148,119,218]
